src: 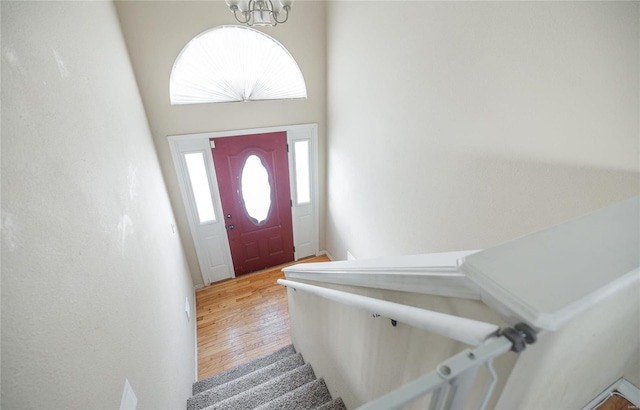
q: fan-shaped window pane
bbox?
[170,26,307,104]
[241,155,272,224]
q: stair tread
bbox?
[202,363,316,410]
[193,344,296,395]
[254,378,333,410]
[187,353,305,410]
[316,397,347,410]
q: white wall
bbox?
[115,1,327,286]
[325,1,639,260]
[1,2,195,408]
[496,282,640,409]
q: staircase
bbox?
[187,345,347,410]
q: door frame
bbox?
[168,123,319,285]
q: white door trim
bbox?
[168,134,234,285]
[169,123,319,285]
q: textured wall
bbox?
[115,1,327,286]
[1,2,195,408]
[325,1,640,260]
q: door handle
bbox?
[227,224,235,230]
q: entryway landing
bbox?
[195,255,330,380]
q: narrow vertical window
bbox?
[294,140,311,204]
[184,152,216,223]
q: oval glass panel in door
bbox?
[241,154,272,224]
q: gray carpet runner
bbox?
[188,345,347,410]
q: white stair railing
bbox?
[279,197,638,409]
[277,279,499,346]
[278,278,537,409]
[358,336,514,410]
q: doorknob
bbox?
[227,224,235,230]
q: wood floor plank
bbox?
[195,255,330,380]
[597,394,636,410]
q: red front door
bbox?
[211,132,294,276]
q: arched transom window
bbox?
[170,26,307,104]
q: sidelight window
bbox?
[184,152,216,223]
[293,140,310,204]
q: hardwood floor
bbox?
[597,393,637,410]
[196,255,330,380]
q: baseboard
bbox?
[193,285,198,382]
[581,378,640,409]
[317,250,335,261]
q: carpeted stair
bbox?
[188,345,347,410]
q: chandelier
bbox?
[225,0,293,27]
